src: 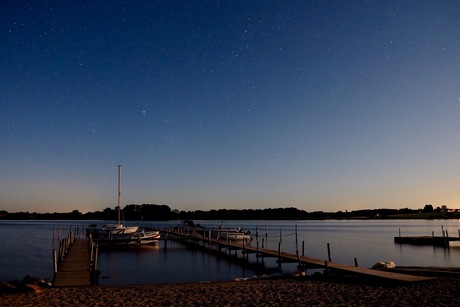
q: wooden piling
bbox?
[53,249,57,274]
[327,243,331,262]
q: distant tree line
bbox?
[1,203,459,220]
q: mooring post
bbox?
[262,237,265,249]
[302,240,305,257]
[432,231,434,238]
[58,241,62,262]
[53,249,57,274]
[354,257,358,267]
[90,240,94,262]
[94,242,99,271]
[295,225,298,256]
[327,243,331,262]
[278,241,282,270]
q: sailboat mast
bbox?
[117,164,122,224]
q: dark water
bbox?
[1,219,460,285]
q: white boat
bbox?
[102,223,139,235]
[218,227,252,242]
[94,227,161,246]
[87,165,139,238]
[127,228,161,245]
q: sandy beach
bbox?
[2,276,460,307]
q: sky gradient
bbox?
[1,1,460,214]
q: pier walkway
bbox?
[394,236,460,247]
[160,229,435,283]
[53,239,93,287]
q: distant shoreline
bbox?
[1,214,459,221]
[1,204,459,221]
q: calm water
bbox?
[2,219,460,285]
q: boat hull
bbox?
[88,227,160,246]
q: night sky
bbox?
[1,1,460,214]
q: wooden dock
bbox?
[394,236,460,247]
[53,239,94,287]
[160,229,435,283]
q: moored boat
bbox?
[94,227,161,246]
[218,227,252,242]
[86,165,140,239]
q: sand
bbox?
[1,276,460,307]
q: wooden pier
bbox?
[394,226,460,247]
[53,228,98,287]
[160,228,435,283]
[394,236,460,247]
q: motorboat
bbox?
[128,227,161,245]
[218,227,252,242]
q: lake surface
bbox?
[1,219,460,285]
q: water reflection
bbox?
[2,219,460,284]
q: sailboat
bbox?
[101,165,139,234]
[86,165,160,246]
[87,165,139,237]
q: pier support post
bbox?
[302,241,305,257]
[327,243,331,262]
[354,258,358,267]
[278,241,282,270]
[94,242,99,271]
[295,225,298,257]
[53,249,57,274]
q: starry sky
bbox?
[1,1,460,214]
